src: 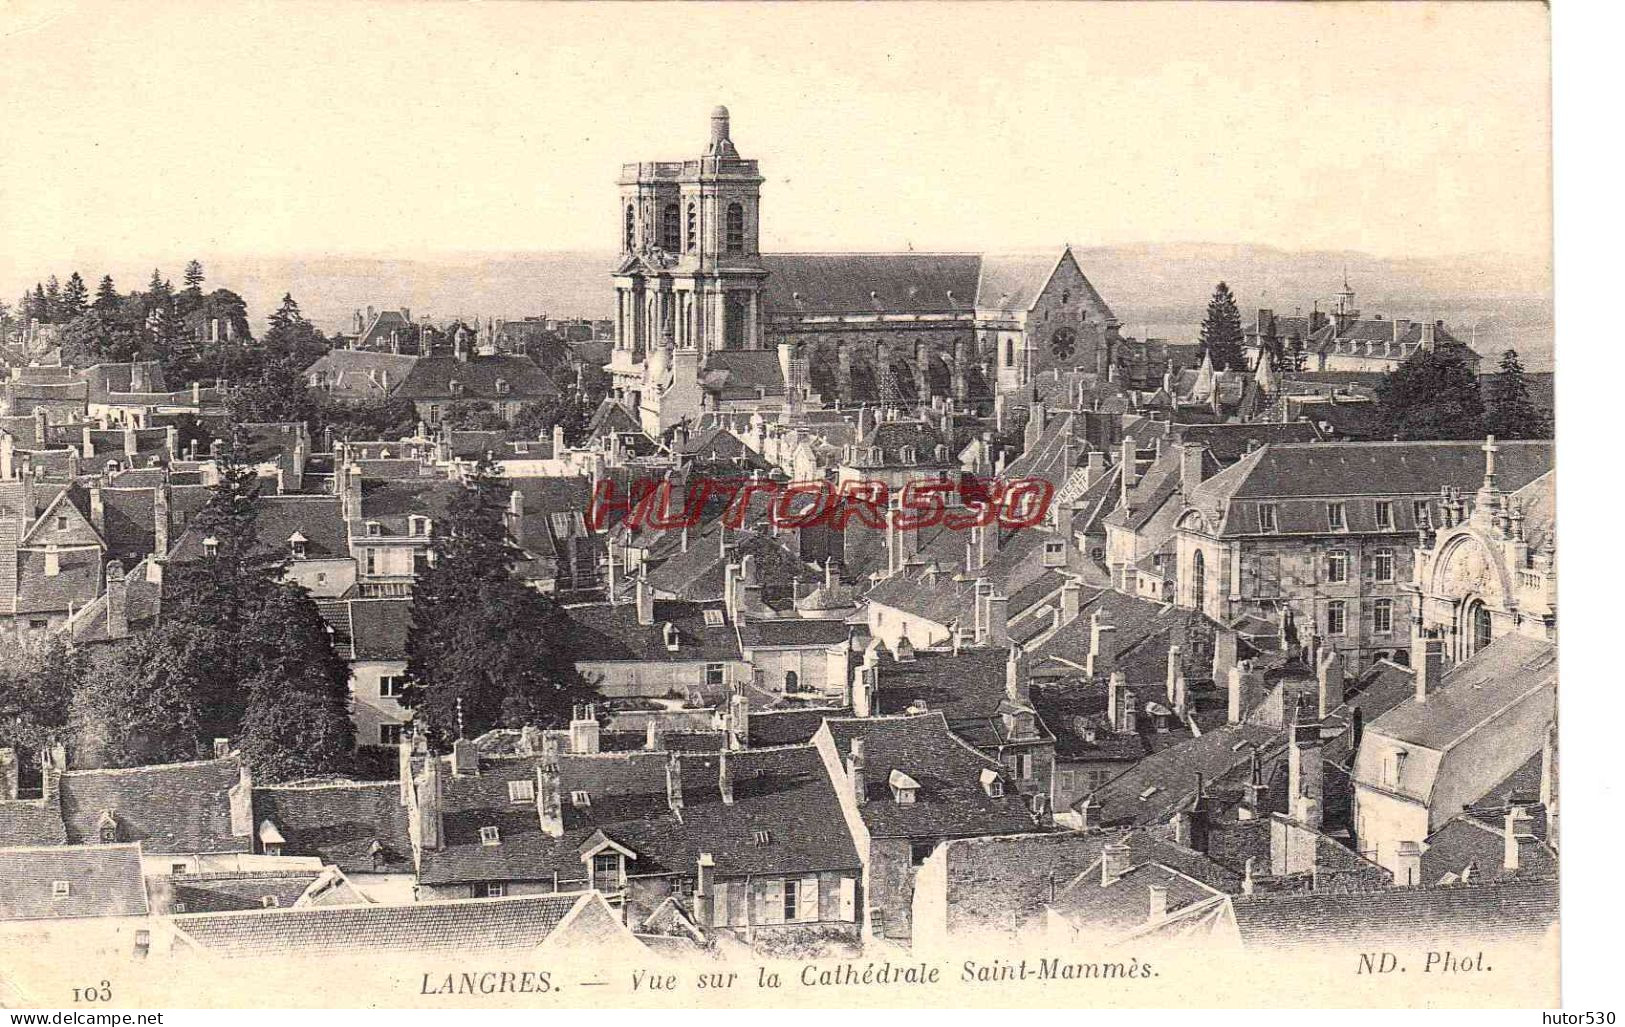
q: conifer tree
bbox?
[1375,346,1486,440]
[60,272,89,319]
[1484,348,1549,439]
[183,259,205,291]
[93,274,121,315]
[1198,281,1246,371]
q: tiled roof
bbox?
[305,349,420,400]
[556,600,742,663]
[158,870,327,914]
[1226,877,1557,949]
[702,351,784,398]
[0,799,68,848]
[761,253,981,316]
[1167,421,1322,465]
[171,495,348,564]
[1082,722,1281,828]
[871,647,1052,749]
[1365,635,1555,753]
[395,354,561,403]
[1421,814,1557,887]
[820,713,1040,839]
[0,843,149,921]
[253,781,414,873]
[15,546,102,615]
[347,597,413,661]
[648,529,813,603]
[747,707,850,748]
[58,756,252,855]
[172,892,589,956]
[736,618,850,649]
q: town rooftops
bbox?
[394,353,562,403]
[171,495,347,564]
[170,891,609,957]
[1079,721,1281,828]
[871,647,1053,749]
[1363,635,1556,754]
[0,797,68,848]
[252,781,414,874]
[0,842,149,921]
[761,253,981,316]
[557,600,743,663]
[58,755,251,855]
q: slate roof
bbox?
[171,892,588,957]
[0,843,149,921]
[159,870,327,914]
[819,713,1040,839]
[556,600,742,663]
[1081,722,1281,828]
[761,254,981,316]
[702,351,785,398]
[347,598,412,661]
[171,495,348,563]
[58,756,251,855]
[1167,421,1322,465]
[0,799,68,848]
[1027,587,1217,686]
[253,781,415,874]
[395,354,561,403]
[871,647,1052,750]
[97,486,161,563]
[1365,635,1555,752]
[1224,877,1557,949]
[747,707,851,748]
[14,546,102,615]
[1421,814,1558,887]
[736,618,851,649]
[648,528,812,603]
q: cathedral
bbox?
[608,106,1124,434]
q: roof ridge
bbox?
[62,755,238,777]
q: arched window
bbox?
[685,203,697,252]
[624,205,635,252]
[785,670,799,692]
[725,202,745,254]
[1191,550,1206,612]
[1471,602,1493,655]
[661,203,681,252]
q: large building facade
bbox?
[609,107,1123,434]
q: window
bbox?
[171,864,188,876]
[703,608,725,627]
[55,515,67,531]
[377,724,405,746]
[379,675,406,699]
[414,551,431,577]
[1327,600,1346,636]
[685,203,697,252]
[624,205,635,252]
[133,930,151,958]
[1191,550,1206,612]
[479,826,501,846]
[261,895,279,908]
[706,663,725,687]
[1387,750,1407,787]
[1043,540,1066,567]
[1326,550,1348,583]
[661,203,681,251]
[1373,598,1393,635]
[365,549,379,576]
[508,780,536,803]
[725,202,745,254]
[473,882,506,899]
[752,829,772,846]
[1258,504,1278,533]
[570,790,591,807]
[1327,502,1346,531]
[1414,499,1431,527]
[100,824,117,844]
[409,516,429,537]
[782,881,799,923]
[1375,500,1394,531]
[909,840,936,866]
[1374,547,1395,583]
[202,536,219,558]
[592,853,621,892]
[52,881,70,897]
[290,537,307,560]
[366,521,383,538]
[27,618,48,632]
[785,670,799,692]
[724,291,749,347]
[1014,753,1033,780]
[1005,338,1015,367]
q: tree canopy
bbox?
[1484,348,1550,440]
[1375,346,1487,440]
[1198,281,1247,371]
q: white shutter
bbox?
[762,879,784,924]
[799,876,819,923]
[838,877,856,921]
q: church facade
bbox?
[608,107,1123,434]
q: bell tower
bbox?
[609,106,767,433]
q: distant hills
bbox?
[103,242,1556,372]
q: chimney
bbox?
[1504,806,1534,871]
[452,738,480,776]
[89,486,106,535]
[536,760,564,837]
[1227,663,1264,724]
[1005,644,1030,705]
[852,645,879,717]
[1060,579,1083,626]
[39,743,66,805]
[1413,634,1445,702]
[1147,884,1168,922]
[1394,840,1423,886]
[1085,610,1117,680]
[727,692,750,750]
[1211,627,1239,684]
[847,738,867,805]
[1025,399,1048,451]
[666,753,685,815]
[1316,647,1345,718]
[519,725,544,756]
[1101,839,1132,885]
[569,704,601,754]
[1077,796,1099,832]
[44,545,59,578]
[417,755,445,851]
[644,722,664,751]
[1108,672,1136,734]
[229,760,254,838]
[123,420,138,458]
[105,560,129,639]
[1165,645,1182,705]
[1421,320,1438,352]
[1289,719,1324,830]
[695,853,716,926]
[986,592,1010,646]
[1179,442,1204,496]
[33,407,48,448]
[635,571,654,626]
[718,750,734,805]
[0,432,11,480]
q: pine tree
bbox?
[237,585,354,781]
[60,272,89,319]
[1198,282,1246,371]
[31,283,48,323]
[43,276,61,322]
[93,274,120,316]
[1375,346,1487,440]
[145,269,173,311]
[71,627,205,768]
[1484,348,1549,439]
[183,260,205,291]
[404,453,592,741]
[267,292,303,335]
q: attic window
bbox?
[1043,540,1066,567]
[450,380,464,396]
[409,516,429,537]
[366,521,382,537]
[260,895,280,908]
[752,830,772,846]
[1327,502,1346,531]
[889,769,920,805]
[570,790,591,808]
[479,826,501,846]
[202,536,219,558]
[508,779,536,803]
[1138,786,1161,801]
[1258,504,1278,533]
[980,768,1005,798]
[663,622,680,652]
[55,515,67,531]
[288,531,308,560]
[52,881,71,897]
[494,378,510,396]
[702,609,725,628]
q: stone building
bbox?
[608,107,1122,433]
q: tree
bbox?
[510,395,590,446]
[1375,346,1486,441]
[1484,348,1549,440]
[71,627,205,768]
[1198,282,1246,371]
[404,453,591,741]
[183,259,205,292]
[0,635,87,770]
[236,585,354,781]
[93,274,121,316]
[228,357,320,426]
[43,276,61,322]
[263,292,329,368]
[60,272,89,319]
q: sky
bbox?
[0,0,1551,293]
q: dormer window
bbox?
[288,531,308,560]
[409,515,429,537]
[508,779,535,803]
[449,380,464,396]
[97,810,118,844]
[751,830,772,846]
[494,378,510,396]
[1327,502,1347,531]
[1259,503,1278,533]
[479,826,501,846]
[980,768,1005,798]
[889,769,920,805]
[662,622,680,652]
[366,521,382,538]
[1043,540,1066,567]
[702,608,724,628]
[570,790,591,808]
[202,536,219,558]
[260,895,279,908]
[52,881,71,897]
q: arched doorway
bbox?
[1466,600,1494,658]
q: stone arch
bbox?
[1428,530,1512,607]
